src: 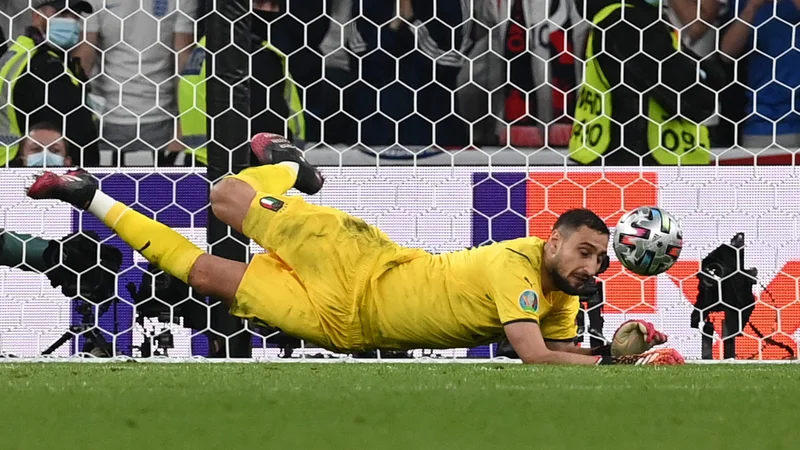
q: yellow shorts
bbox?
[230,193,397,353]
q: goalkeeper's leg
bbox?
[26,132,323,304]
[209,132,324,243]
[209,163,299,237]
[26,169,247,303]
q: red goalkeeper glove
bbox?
[611,320,668,356]
[596,348,685,365]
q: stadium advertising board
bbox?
[0,167,798,360]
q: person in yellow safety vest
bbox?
[568,0,726,166]
[0,0,99,167]
[177,13,305,167]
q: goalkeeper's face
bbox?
[549,226,609,296]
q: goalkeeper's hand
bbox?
[598,348,685,366]
[611,320,668,356]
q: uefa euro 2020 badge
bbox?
[519,290,539,314]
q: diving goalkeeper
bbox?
[27,133,684,366]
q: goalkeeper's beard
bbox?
[550,267,594,296]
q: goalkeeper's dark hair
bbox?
[553,209,609,236]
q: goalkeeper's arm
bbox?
[505,322,602,364]
[545,340,600,356]
[545,320,670,356]
[504,321,683,365]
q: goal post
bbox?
[204,0,252,358]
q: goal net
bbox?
[0,0,797,362]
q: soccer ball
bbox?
[613,206,682,276]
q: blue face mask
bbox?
[47,17,81,50]
[26,150,66,167]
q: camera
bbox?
[41,232,123,357]
[693,232,757,359]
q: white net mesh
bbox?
[0,0,798,361]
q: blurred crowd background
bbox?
[0,0,797,167]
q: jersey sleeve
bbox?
[539,295,580,342]
[488,255,543,325]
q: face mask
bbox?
[47,17,81,49]
[26,150,66,167]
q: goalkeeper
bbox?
[27,133,683,366]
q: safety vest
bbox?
[178,36,305,166]
[568,3,710,165]
[0,35,80,165]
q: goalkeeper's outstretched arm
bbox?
[504,321,603,365]
[504,321,685,365]
[545,340,595,356]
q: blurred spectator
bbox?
[452,2,493,145]
[485,0,588,148]
[720,0,800,150]
[0,17,6,57]
[16,121,73,167]
[304,0,358,145]
[176,0,305,166]
[73,0,198,166]
[665,0,725,51]
[264,0,330,145]
[266,0,330,91]
[0,0,99,167]
[664,0,732,146]
[349,0,470,151]
[0,0,34,54]
[568,0,725,165]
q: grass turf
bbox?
[1,363,798,450]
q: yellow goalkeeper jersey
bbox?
[361,237,581,351]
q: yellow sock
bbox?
[89,194,205,284]
[229,162,298,195]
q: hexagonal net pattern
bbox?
[0,0,798,362]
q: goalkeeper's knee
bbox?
[209,178,256,234]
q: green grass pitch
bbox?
[2,363,799,450]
